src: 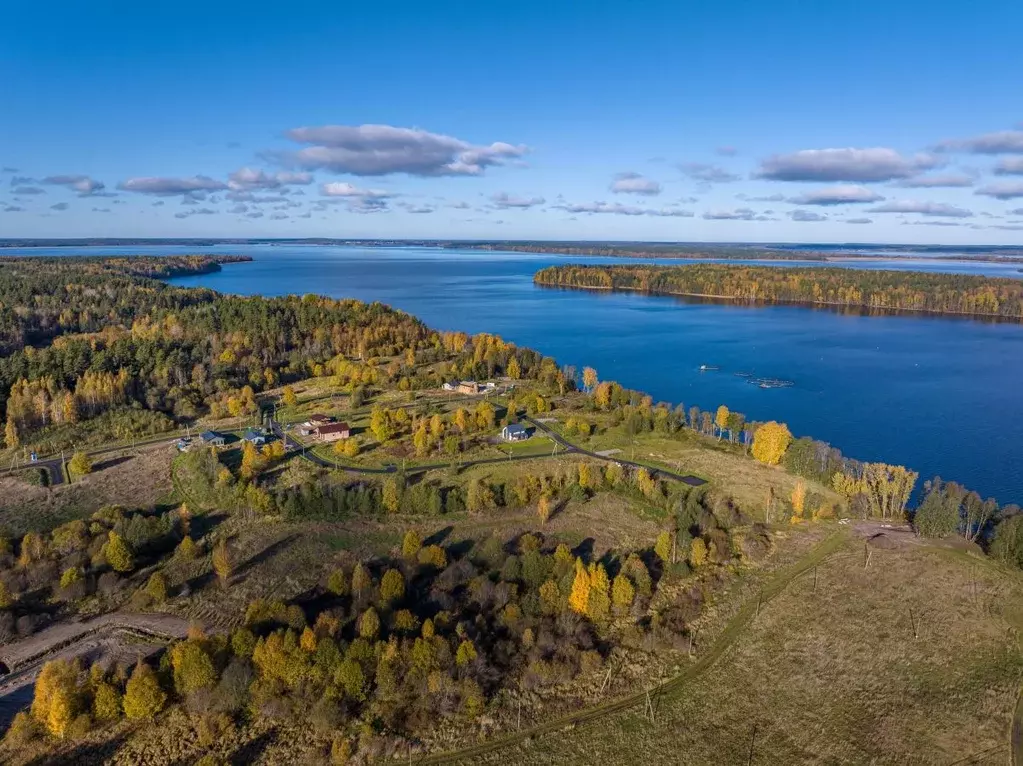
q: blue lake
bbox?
[7,244,1023,504]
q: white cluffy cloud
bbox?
[278,124,528,176]
[756,147,938,182]
[610,172,662,196]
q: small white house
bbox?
[501,423,529,442]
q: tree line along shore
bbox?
[534,263,1023,320]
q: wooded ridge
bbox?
[534,263,1023,319]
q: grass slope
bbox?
[442,528,1023,765]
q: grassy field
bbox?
[452,527,1023,766]
[0,445,176,537]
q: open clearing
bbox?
[0,445,175,537]
[449,526,1023,766]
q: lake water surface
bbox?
[9,244,1023,504]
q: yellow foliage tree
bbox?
[401,529,422,559]
[177,535,198,560]
[568,558,590,614]
[382,477,401,513]
[418,544,447,569]
[122,661,166,720]
[170,640,217,696]
[92,681,122,722]
[358,607,380,640]
[282,386,298,407]
[537,495,552,526]
[586,563,611,622]
[582,366,598,391]
[611,574,635,612]
[751,421,793,465]
[68,451,93,478]
[715,405,730,440]
[506,357,521,379]
[212,539,232,587]
[455,639,478,666]
[689,537,708,567]
[790,479,806,523]
[32,660,80,738]
[103,531,134,573]
[654,531,672,563]
[380,568,405,603]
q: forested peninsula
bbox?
[534,263,1023,320]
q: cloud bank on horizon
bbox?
[6,122,1023,241]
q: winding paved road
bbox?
[270,416,705,486]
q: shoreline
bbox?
[534,278,1023,323]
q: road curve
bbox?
[271,416,705,487]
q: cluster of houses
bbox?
[177,427,272,451]
[442,380,498,395]
[297,414,351,442]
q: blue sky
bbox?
[3,1,1023,243]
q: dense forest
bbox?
[534,264,1023,319]
[0,256,573,453]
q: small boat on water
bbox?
[699,364,720,371]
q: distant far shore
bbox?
[1,238,1022,264]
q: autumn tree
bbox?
[282,386,298,407]
[369,407,393,442]
[177,536,198,560]
[790,480,806,523]
[475,401,496,430]
[382,477,402,513]
[654,531,672,563]
[93,681,122,722]
[506,357,521,379]
[212,538,233,587]
[326,568,348,596]
[568,558,590,614]
[715,405,730,440]
[240,441,265,480]
[466,478,496,513]
[351,562,371,598]
[611,574,635,613]
[455,639,478,667]
[5,416,19,448]
[170,640,217,696]
[751,421,793,465]
[68,451,93,478]
[103,531,134,573]
[586,563,611,622]
[401,529,422,559]
[860,463,918,520]
[635,467,658,498]
[689,537,708,567]
[144,571,168,603]
[537,495,552,526]
[32,660,80,738]
[122,661,166,720]
[582,366,598,392]
[358,607,380,640]
[380,568,405,603]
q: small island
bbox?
[534,263,1023,320]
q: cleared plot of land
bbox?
[461,530,1023,766]
[0,445,175,536]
